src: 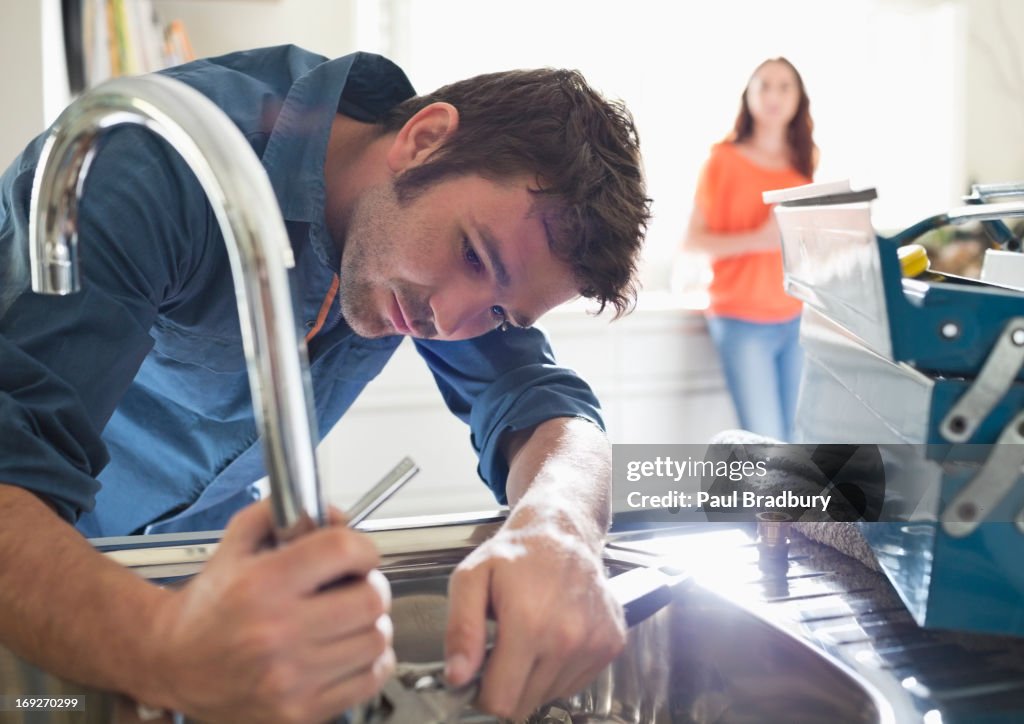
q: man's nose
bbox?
[430,285,491,340]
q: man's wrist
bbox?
[504,500,607,554]
[122,585,182,712]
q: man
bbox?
[0,46,649,722]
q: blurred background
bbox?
[2,0,1022,516]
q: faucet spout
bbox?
[29,74,323,542]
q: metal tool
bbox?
[354,656,488,724]
[346,457,420,528]
[355,563,688,723]
[101,457,419,570]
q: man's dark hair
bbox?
[380,68,651,317]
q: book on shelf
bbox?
[63,0,196,94]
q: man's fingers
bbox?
[444,564,491,686]
[562,662,611,704]
[278,647,393,724]
[219,502,378,596]
[304,614,394,687]
[303,647,396,724]
[261,525,381,595]
[547,614,625,705]
[510,654,565,719]
[218,499,275,557]
[476,624,537,718]
[498,614,622,717]
[326,504,350,527]
[303,570,392,642]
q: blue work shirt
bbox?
[0,46,603,537]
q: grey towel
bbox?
[708,429,881,571]
[791,520,881,572]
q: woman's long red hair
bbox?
[728,57,817,180]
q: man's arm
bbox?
[0,484,168,694]
[414,326,623,718]
[0,483,395,723]
[0,114,392,721]
[444,417,626,720]
[502,415,611,549]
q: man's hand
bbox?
[445,513,625,719]
[145,500,395,723]
[444,416,625,720]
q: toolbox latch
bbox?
[940,317,1024,443]
[940,408,1024,537]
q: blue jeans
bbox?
[706,315,803,442]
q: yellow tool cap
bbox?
[898,243,930,278]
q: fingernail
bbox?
[445,653,469,684]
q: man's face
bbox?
[337,173,578,341]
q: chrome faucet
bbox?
[28,75,323,542]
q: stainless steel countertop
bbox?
[609,522,1024,723]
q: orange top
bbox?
[695,142,810,322]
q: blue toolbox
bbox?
[765,181,1024,637]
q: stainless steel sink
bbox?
[0,515,900,723]
[374,560,890,723]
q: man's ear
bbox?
[386,102,459,173]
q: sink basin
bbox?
[660,582,885,723]
[373,561,890,723]
[0,515,896,723]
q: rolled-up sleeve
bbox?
[0,127,209,521]
[0,337,107,522]
[413,326,604,503]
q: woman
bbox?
[683,57,817,441]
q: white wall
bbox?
[0,2,44,168]
[5,1,1021,219]
[965,0,1024,184]
[150,0,359,59]
[0,0,360,169]
[386,0,966,288]
[0,0,69,169]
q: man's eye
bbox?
[491,305,510,331]
[463,237,482,269]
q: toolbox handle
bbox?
[966,182,1024,201]
[964,183,1024,251]
[889,201,1024,248]
[946,201,1024,224]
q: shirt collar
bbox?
[261,51,415,269]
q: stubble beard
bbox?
[337,183,394,338]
